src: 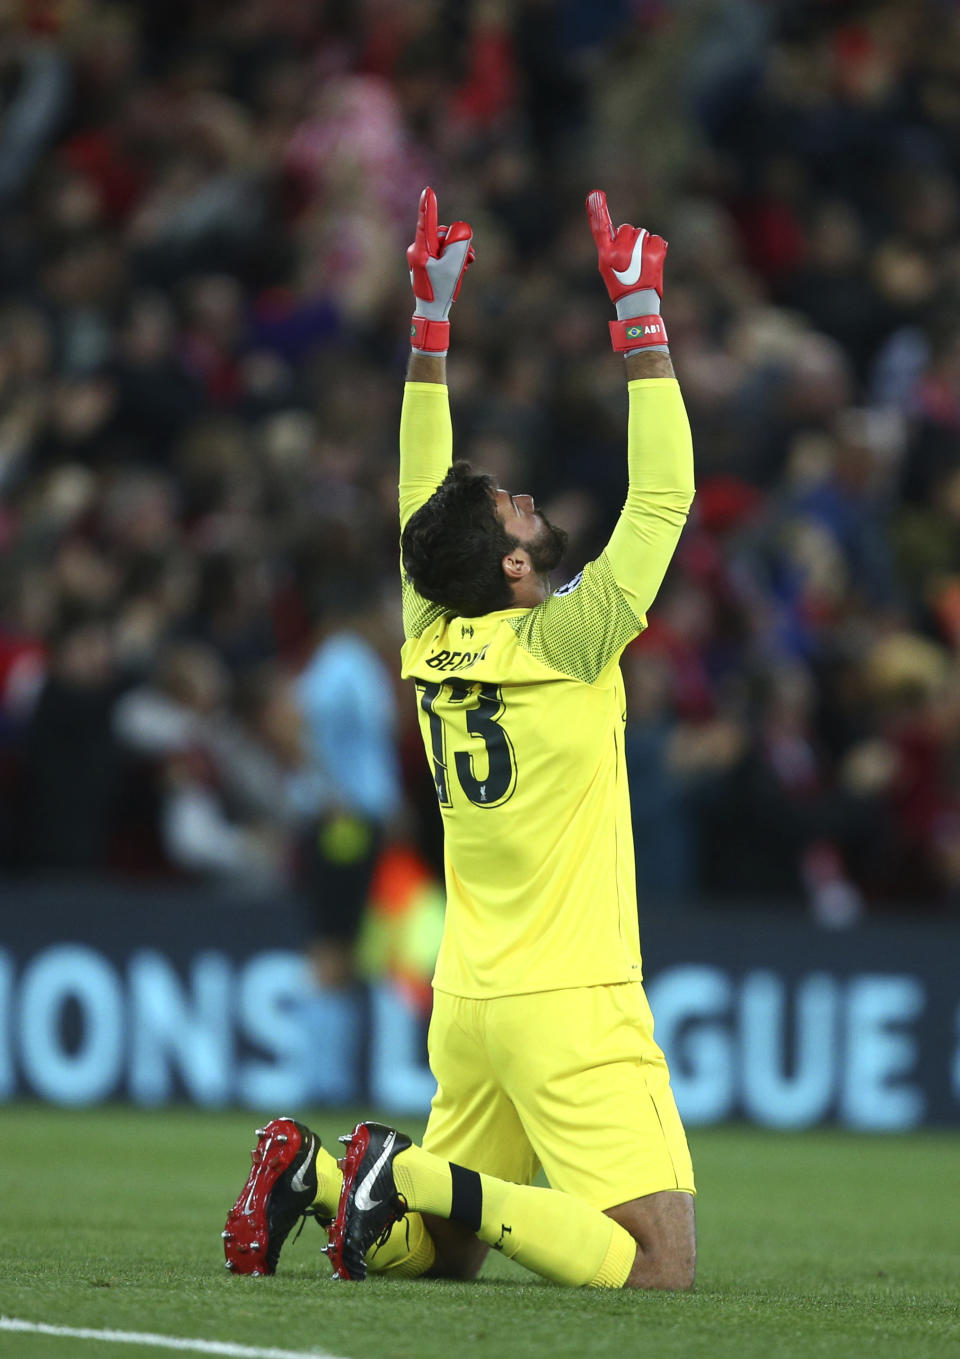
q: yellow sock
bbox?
[473,1178,635,1287]
[366,1211,437,1278]
[393,1147,635,1288]
[309,1141,436,1278]
[393,1145,453,1215]
[310,1143,342,1219]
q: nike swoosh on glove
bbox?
[587,189,667,308]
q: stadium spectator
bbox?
[113,640,286,885]
[19,608,122,871]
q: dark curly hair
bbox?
[401,461,520,617]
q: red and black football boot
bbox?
[325,1122,412,1280]
[222,1117,326,1276]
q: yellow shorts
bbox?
[422,981,695,1210]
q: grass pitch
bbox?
[3,1105,958,1359]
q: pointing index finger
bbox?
[419,186,439,256]
[586,189,614,246]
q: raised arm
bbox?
[588,190,695,619]
[399,352,451,533]
[398,188,474,636]
[510,193,694,683]
[604,353,694,622]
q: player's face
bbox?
[493,488,567,573]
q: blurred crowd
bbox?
[1,0,959,919]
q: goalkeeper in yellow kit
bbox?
[224,188,697,1291]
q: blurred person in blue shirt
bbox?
[294,575,403,1103]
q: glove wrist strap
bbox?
[609,315,668,353]
[410,315,450,354]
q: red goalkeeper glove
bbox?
[407,186,475,355]
[586,189,669,355]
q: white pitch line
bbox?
[0,1317,349,1359]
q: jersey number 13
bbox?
[416,680,517,809]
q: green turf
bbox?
[2,1106,958,1359]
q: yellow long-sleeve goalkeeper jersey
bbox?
[399,378,694,998]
